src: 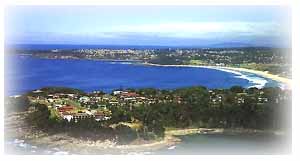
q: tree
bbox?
[230,86,244,93]
[108,106,130,123]
[137,88,158,96]
[174,86,209,125]
[115,124,138,144]
[247,87,259,95]
[28,103,51,128]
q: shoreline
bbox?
[142,62,292,89]
[5,111,284,155]
[7,127,284,155]
[220,66,292,87]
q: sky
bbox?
[5,6,291,47]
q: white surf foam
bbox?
[209,67,269,89]
[167,145,176,150]
[53,151,69,155]
[235,74,268,89]
[119,62,132,65]
[13,139,24,144]
[210,67,244,76]
[126,151,153,155]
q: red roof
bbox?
[121,92,139,97]
[61,112,75,115]
[58,106,75,112]
[95,111,104,115]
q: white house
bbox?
[113,90,122,95]
[79,96,90,103]
[63,114,73,122]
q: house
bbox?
[73,113,92,120]
[85,110,93,115]
[58,105,75,113]
[32,89,43,93]
[102,94,113,101]
[258,97,268,103]
[97,104,107,109]
[54,104,63,110]
[237,98,245,104]
[124,97,136,102]
[94,112,111,121]
[94,112,105,121]
[109,101,119,105]
[67,94,76,99]
[47,95,54,99]
[61,112,74,122]
[47,98,54,103]
[79,96,90,103]
[113,90,123,95]
[121,92,139,98]
[216,94,223,102]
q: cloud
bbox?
[110,21,284,38]
[5,21,289,47]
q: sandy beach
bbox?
[142,63,292,89]
[220,66,292,87]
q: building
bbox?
[73,113,92,120]
[58,105,75,113]
[121,92,139,98]
[113,90,123,95]
[61,112,74,122]
[79,96,90,103]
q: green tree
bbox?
[230,86,244,93]
[28,103,51,128]
[115,124,138,144]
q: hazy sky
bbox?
[5,6,291,46]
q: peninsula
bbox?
[5,86,291,154]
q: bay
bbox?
[5,55,279,96]
[155,133,290,155]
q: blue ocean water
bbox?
[6,133,289,155]
[5,55,279,96]
[155,133,289,155]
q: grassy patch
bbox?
[189,59,207,65]
[49,108,59,120]
[65,99,84,109]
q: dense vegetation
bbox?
[130,86,291,130]
[26,86,86,97]
[8,86,291,143]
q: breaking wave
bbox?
[212,68,269,89]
